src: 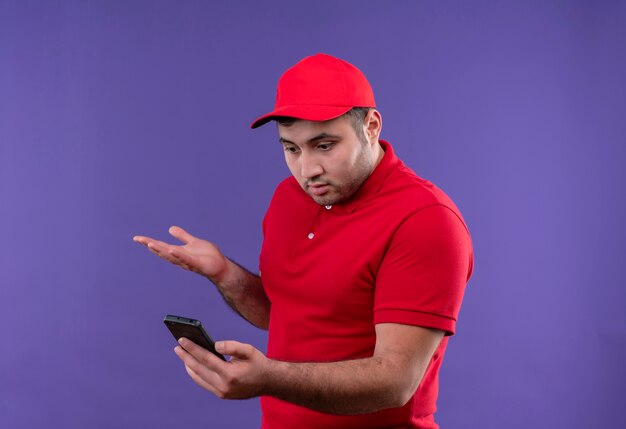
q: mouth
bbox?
[307,183,330,196]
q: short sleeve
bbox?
[374,204,473,335]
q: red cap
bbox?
[251,53,376,129]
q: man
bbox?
[134,53,473,428]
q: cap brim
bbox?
[250,105,353,129]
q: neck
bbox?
[370,141,384,171]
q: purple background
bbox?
[1,1,625,428]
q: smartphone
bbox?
[163,314,226,361]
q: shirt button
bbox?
[325,205,332,210]
[307,233,315,239]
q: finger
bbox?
[134,235,197,272]
[215,340,254,360]
[137,238,176,261]
[146,242,177,261]
[145,238,171,250]
[139,238,173,256]
[169,226,196,245]
[174,346,222,394]
[175,345,225,391]
[135,236,178,255]
[147,245,167,260]
[146,241,185,265]
[133,235,157,246]
[169,249,201,273]
[178,338,227,372]
[184,364,222,396]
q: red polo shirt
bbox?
[259,140,473,429]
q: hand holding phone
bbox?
[164,315,226,361]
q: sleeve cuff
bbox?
[374,308,457,336]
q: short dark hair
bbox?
[275,107,371,144]
[342,107,371,144]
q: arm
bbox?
[133,226,270,329]
[175,322,444,414]
[215,259,270,329]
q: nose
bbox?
[300,152,323,179]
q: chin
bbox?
[308,193,334,205]
[312,194,346,206]
[304,185,354,206]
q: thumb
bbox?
[169,225,195,244]
[215,340,255,359]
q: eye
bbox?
[283,145,300,154]
[317,142,334,151]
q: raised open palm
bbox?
[133,226,228,281]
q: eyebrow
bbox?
[279,132,342,145]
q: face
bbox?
[278,113,379,206]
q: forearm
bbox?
[210,258,270,329]
[262,355,417,415]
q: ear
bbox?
[365,109,382,145]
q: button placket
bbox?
[309,205,333,238]
[292,206,323,262]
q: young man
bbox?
[134,53,473,429]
